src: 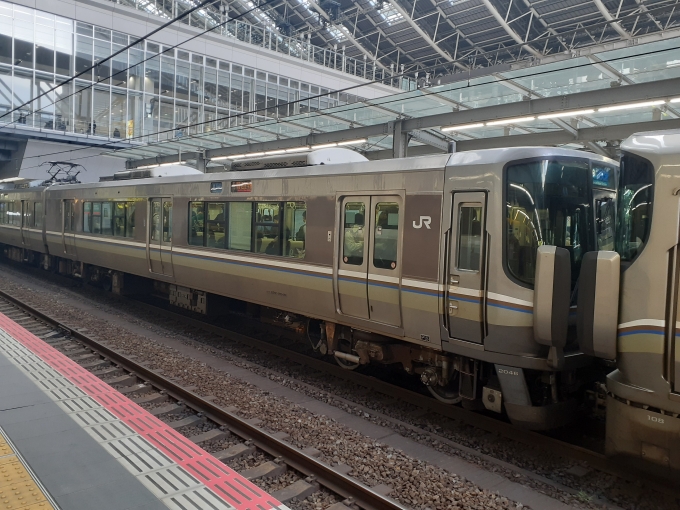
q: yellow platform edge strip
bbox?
[0,429,57,510]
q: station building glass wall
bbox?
[0,1,364,142]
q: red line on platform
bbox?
[0,312,282,510]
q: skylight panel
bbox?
[378,4,403,25]
[327,24,348,42]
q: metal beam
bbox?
[365,117,680,159]
[479,0,542,57]
[591,0,631,39]
[401,75,680,132]
[385,0,456,65]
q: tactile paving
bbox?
[0,432,55,510]
[0,313,290,510]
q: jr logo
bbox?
[413,216,432,229]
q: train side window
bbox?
[126,202,136,238]
[255,202,281,255]
[34,202,43,228]
[343,202,365,265]
[457,205,482,271]
[206,202,226,248]
[92,202,102,234]
[373,202,399,270]
[228,202,252,251]
[83,202,92,232]
[0,202,5,224]
[284,201,306,258]
[189,202,204,246]
[101,202,113,235]
[114,202,126,237]
[11,202,19,226]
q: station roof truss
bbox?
[141,0,680,79]
[107,34,680,166]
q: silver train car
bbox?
[574,128,680,477]
[0,147,618,431]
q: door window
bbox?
[64,201,73,232]
[373,202,399,270]
[162,201,172,243]
[343,202,365,265]
[34,202,43,228]
[457,205,482,271]
[83,202,92,232]
[150,200,161,241]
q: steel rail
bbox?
[0,289,409,510]
[121,298,680,494]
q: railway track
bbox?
[0,261,677,505]
[127,301,680,495]
[127,297,676,495]
[0,288,410,510]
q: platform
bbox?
[0,312,289,510]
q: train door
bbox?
[148,198,174,277]
[20,200,30,248]
[338,197,370,319]
[367,197,403,326]
[337,195,403,326]
[63,200,77,257]
[446,192,487,343]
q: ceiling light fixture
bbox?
[285,146,311,153]
[538,109,595,119]
[337,138,367,145]
[598,100,666,112]
[264,149,286,155]
[486,116,536,126]
[670,97,680,103]
[311,143,338,149]
[440,122,484,132]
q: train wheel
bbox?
[334,338,359,370]
[427,373,462,404]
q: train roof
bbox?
[3,147,616,195]
[621,128,680,156]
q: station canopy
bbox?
[106,34,680,164]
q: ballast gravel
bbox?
[0,265,676,510]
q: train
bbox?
[0,137,676,478]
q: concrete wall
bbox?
[15,139,125,182]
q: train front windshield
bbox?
[615,152,654,262]
[506,158,596,288]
